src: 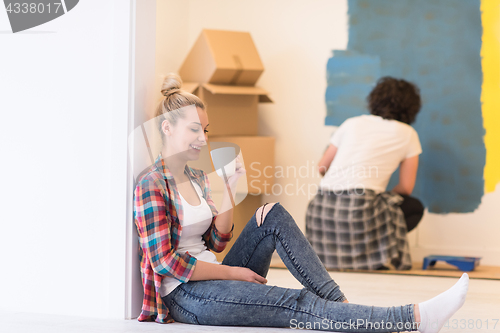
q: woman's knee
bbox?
[255,202,278,227]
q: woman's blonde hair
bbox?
[155,73,205,143]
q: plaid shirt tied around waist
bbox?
[306,189,411,271]
[133,153,233,323]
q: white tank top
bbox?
[159,181,220,297]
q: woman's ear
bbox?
[161,119,171,136]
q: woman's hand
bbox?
[226,153,246,186]
[229,266,267,284]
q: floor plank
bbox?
[2,268,498,332]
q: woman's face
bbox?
[164,106,209,161]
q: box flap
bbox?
[178,32,217,84]
[182,82,200,94]
[204,29,264,71]
[202,83,272,103]
[258,94,273,103]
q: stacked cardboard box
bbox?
[179,29,275,259]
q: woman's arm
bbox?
[392,155,419,195]
[212,155,246,234]
[194,157,268,284]
[189,261,267,284]
[212,178,237,234]
[318,144,338,176]
[201,155,245,251]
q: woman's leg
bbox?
[399,195,424,232]
[222,202,347,303]
[163,279,418,332]
[163,273,469,333]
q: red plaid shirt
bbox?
[134,153,233,323]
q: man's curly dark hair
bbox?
[367,77,422,125]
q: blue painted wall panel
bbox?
[327,0,485,213]
[325,51,379,125]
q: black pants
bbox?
[376,194,424,270]
[398,195,424,233]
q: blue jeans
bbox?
[162,203,417,332]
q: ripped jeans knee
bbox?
[255,203,277,227]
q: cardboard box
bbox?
[214,193,263,262]
[184,82,271,136]
[209,136,275,195]
[179,29,264,86]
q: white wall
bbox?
[126,0,157,320]
[0,0,132,318]
[410,184,500,266]
[2,0,493,320]
[155,0,190,112]
[156,0,500,266]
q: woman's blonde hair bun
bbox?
[155,73,206,144]
[161,73,182,97]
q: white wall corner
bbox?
[125,0,157,321]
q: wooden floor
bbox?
[269,259,500,280]
[2,268,499,333]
